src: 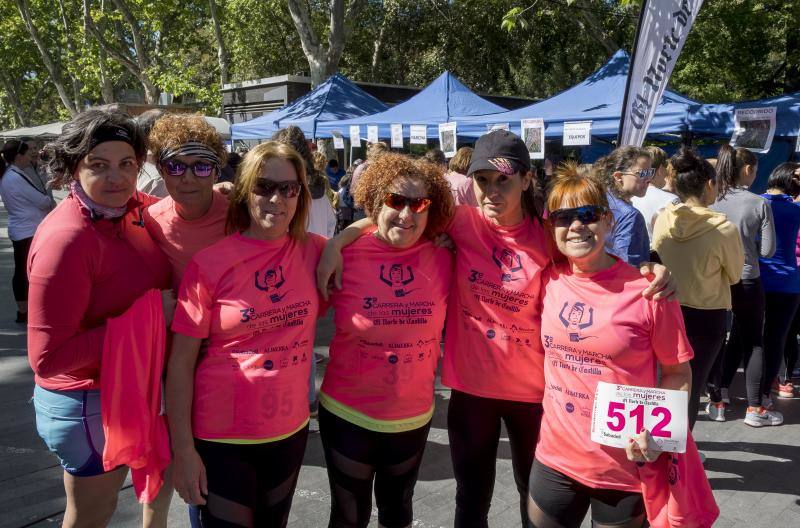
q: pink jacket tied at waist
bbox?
[637,433,719,528]
[101,289,170,503]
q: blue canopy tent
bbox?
[231,74,388,140]
[457,50,697,140]
[315,71,507,139]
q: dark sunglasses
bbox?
[624,167,657,180]
[252,179,301,199]
[549,205,608,228]
[162,159,216,178]
[383,193,432,213]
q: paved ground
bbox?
[1,202,799,527]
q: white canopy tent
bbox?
[0,116,231,140]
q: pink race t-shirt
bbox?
[536,259,693,492]
[441,206,550,402]
[144,190,229,290]
[172,232,325,441]
[321,232,452,431]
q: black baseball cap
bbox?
[467,130,531,177]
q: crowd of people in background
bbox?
[1,107,799,528]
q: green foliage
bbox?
[1,0,798,130]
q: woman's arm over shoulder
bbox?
[27,226,103,378]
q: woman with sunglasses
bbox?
[595,146,653,266]
[652,148,744,430]
[0,140,54,323]
[166,141,324,527]
[27,110,174,527]
[528,163,694,528]
[318,153,453,528]
[143,114,230,292]
[318,131,673,528]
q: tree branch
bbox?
[209,0,230,86]
[109,0,150,72]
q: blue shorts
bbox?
[33,386,108,477]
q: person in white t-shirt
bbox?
[632,145,678,243]
[136,109,169,198]
[0,140,55,322]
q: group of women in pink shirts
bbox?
[26,108,713,528]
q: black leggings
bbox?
[448,389,544,528]
[681,306,727,430]
[782,307,800,383]
[11,237,32,303]
[763,292,800,397]
[527,459,645,528]
[194,425,309,528]
[319,405,430,528]
[717,279,766,407]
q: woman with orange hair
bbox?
[528,163,694,528]
[318,153,454,527]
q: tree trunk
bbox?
[57,0,83,110]
[574,0,618,55]
[15,0,78,116]
[97,46,115,103]
[208,0,230,87]
[0,73,30,127]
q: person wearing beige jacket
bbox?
[652,148,744,431]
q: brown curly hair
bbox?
[148,113,228,166]
[353,152,454,238]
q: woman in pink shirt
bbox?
[320,131,675,528]
[166,141,325,527]
[320,153,454,527]
[28,110,174,527]
[528,164,693,528]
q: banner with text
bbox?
[619,0,704,146]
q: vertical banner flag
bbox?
[795,133,800,153]
[438,122,458,158]
[332,131,345,150]
[619,0,704,146]
[410,125,428,145]
[521,119,545,159]
[367,125,379,144]
[390,124,403,148]
[349,125,361,147]
[731,107,777,153]
[563,121,592,146]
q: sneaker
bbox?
[706,401,726,422]
[778,382,795,399]
[720,388,730,404]
[744,407,784,427]
[762,395,775,411]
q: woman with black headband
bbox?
[27,109,176,527]
[0,139,54,323]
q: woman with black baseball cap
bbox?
[318,130,674,528]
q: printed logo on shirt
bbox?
[491,247,524,282]
[565,402,574,413]
[379,263,417,297]
[558,301,597,342]
[255,265,291,303]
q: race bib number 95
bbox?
[590,382,688,453]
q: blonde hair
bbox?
[225,141,311,239]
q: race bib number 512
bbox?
[590,382,688,453]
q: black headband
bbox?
[88,124,134,151]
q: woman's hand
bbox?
[317,239,344,302]
[433,232,456,253]
[639,262,677,301]
[213,181,234,198]
[161,289,177,327]
[625,429,662,463]
[172,447,208,505]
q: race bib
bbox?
[590,382,688,453]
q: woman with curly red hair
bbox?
[318,152,454,528]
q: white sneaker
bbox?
[744,408,784,427]
[720,388,730,404]
[706,401,726,422]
